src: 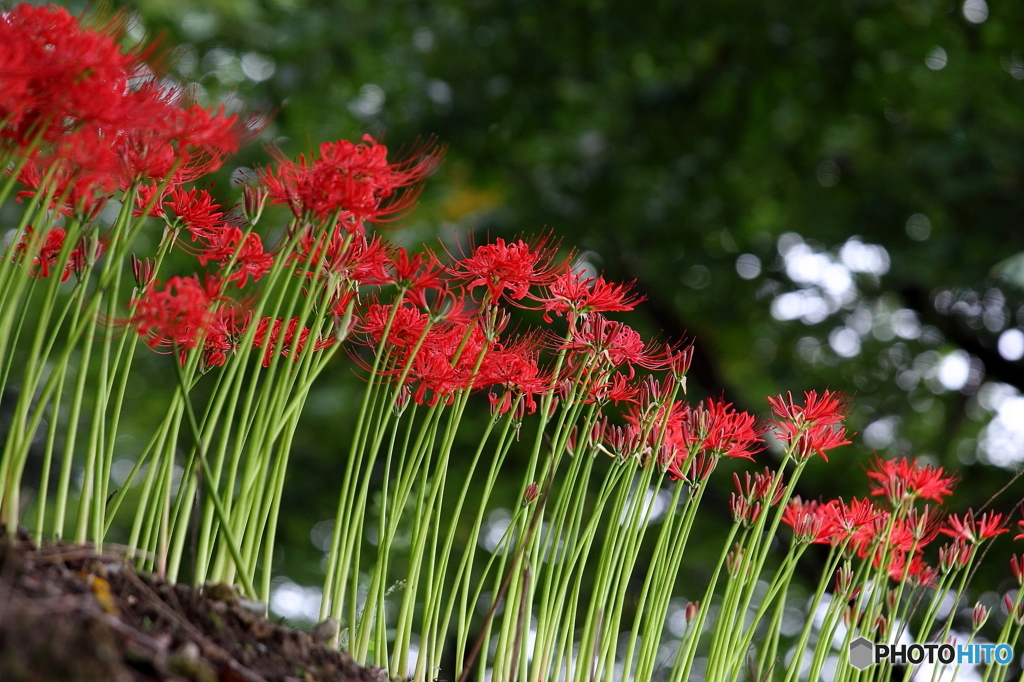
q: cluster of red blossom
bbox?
[0,1,862,484]
[1,4,247,213]
[774,456,1017,587]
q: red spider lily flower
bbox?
[767,389,849,426]
[667,344,695,381]
[729,494,763,527]
[973,604,990,630]
[477,336,548,413]
[388,248,445,306]
[886,551,936,586]
[821,497,886,541]
[201,308,250,368]
[587,372,641,405]
[1010,555,1024,585]
[9,62,246,213]
[258,135,442,225]
[1014,520,1024,541]
[111,83,250,184]
[0,5,138,144]
[769,390,851,461]
[730,468,785,527]
[534,266,645,321]
[904,505,944,544]
[16,148,118,217]
[601,423,645,461]
[685,398,765,461]
[449,236,565,302]
[939,539,974,573]
[732,468,786,507]
[662,399,764,479]
[866,457,958,505]
[389,248,439,288]
[129,275,223,354]
[563,314,666,377]
[360,302,431,349]
[251,316,333,368]
[197,226,274,288]
[939,510,1009,544]
[296,230,392,286]
[163,187,229,241]
[781,498,835,544]
[13,226,68,280]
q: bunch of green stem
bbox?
[678,472,1011,682]
[0,146,353,608]
[318,308,798,682]
[0,150,176,548]
[117,212,355,604]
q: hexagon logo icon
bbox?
[849,637,876,670]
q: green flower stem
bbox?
[807,578,854,682]
[780,544,844,682]
[831,543,890,682]
[0,213,85,531]
[94,223,177,545]
[367,406,412,666]
[259,413,300,605]
[456,498,533,682]
[670,515,738,682]
[126,403,179,557]
[443,407,520,676]
[84,247,126,549]
[569,458,638,682]
[320,290,408,623]
[103,405,175,535]
[393,432,439,678]
[529,415,604,678]
[5,184,155,534]
[173,356,257,598]
[593,465,663,682]
[723,540,806,681]
[541,460,628,682]
[492,384,590,680]
[32,276,92,539]
[330,308,438,639]
[629,482,702,681]
[707,454,803,681]
[379,401,502,667]
[981,585,1024,682]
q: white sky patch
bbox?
[963,0,988,24]
[270,580,322,623]
[979,396,1024,467]
[735,253,762,280]
[997,329,1024,361]
[772,234,890,327]
[829,326,861,358]
[937,350,971,391]
[925,46,948,70]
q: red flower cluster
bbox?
[449,236,564,302]
[866,457,958,505]
[536,267,644,322]
[130,275,223,353]
[1,4,246,215]
[768,390,851,461]
[12,226,95,282]
[258,136,442,226]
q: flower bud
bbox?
[243,185,269,225]
[523,482,539,505]
[972,603,989,630]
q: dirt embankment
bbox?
[0,534,387,682]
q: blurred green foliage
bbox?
[73,0,1024,618]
